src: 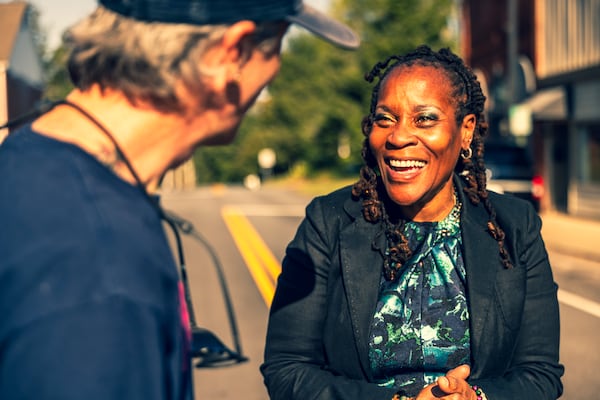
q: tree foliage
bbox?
[194,0,456,183]
[43,44,73,101]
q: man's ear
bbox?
[198,20,256,105]
[461,114,476,149]
[220,21,257,73]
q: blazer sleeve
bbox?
[469,199,564,400]
[260,194,397,400]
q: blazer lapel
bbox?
[458,183,502,376]
[339,198,386,379]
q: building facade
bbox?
[460,0,600,218]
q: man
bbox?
[0,1,358,398]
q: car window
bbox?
[484,144,534,180]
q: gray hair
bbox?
[65,6,282,113]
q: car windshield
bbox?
[484,144,534,180]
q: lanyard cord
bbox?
[4,99,247,367]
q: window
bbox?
[578,124,600,184]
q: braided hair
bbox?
[351,45,512,280]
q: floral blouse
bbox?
[368,202,471,396]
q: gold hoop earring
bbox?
[461,147,473,160]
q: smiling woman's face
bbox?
[368,64,474,221]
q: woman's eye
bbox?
[415,114,438,125]
[374,113,396,127]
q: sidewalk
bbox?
[540,211,600,263]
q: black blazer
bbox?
[261,176,563,400]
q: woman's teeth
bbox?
[389,159,426,169]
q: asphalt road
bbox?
[161,185,600,400]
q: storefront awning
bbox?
[523,87,566,120]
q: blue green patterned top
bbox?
[368,202,470,396]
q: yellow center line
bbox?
[221,205,281,307]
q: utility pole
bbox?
[507,0,518,107]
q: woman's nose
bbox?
[386,124,417,148]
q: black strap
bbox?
[0,100,62,131]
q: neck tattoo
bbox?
[97,145,123,171]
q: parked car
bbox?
[483,142,544,211]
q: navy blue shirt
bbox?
[0,126,192,399]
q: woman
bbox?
[261,46,563,400]
[0,1,358,399]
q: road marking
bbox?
[222,206,600,319]
[558,289,600,319]
[228,204,306,217]
[221,205,281,307]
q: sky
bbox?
[2,0,331,51]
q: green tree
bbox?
[43,44,73,101]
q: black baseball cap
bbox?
[98,0,360,49]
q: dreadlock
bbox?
[351,45,513,281]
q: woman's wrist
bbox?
[471,385,488,400]
[390,385,487,400]
[391,390,414,400]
